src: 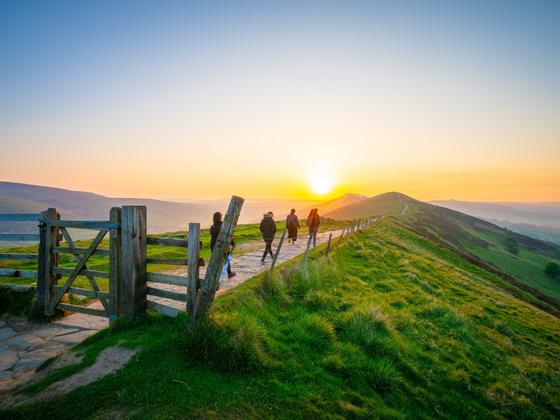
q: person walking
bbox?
[210,211,236,279]
[286,209,300,244]
[259,211,277,263]
[306,208,321,247]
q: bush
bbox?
[185,312,269,372]
[544,262,560,279]
[504,237,519,255]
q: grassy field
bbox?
[0,218,349,288]
[3,219,559,418]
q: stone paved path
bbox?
[0,228,344,394]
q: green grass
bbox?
[3,219,559,418]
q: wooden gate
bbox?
[43,208,121,319]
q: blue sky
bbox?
[1,0,559,200]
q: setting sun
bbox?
[309,172,334,196]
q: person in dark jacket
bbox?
[306,208,321,247]
[286,209,300,244]
[259,211,277,263]
[210,211,235,278]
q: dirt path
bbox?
[398,193,409,215]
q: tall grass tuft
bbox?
[185,312,269,372]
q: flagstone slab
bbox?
[0,327,17,341]
[0,348,18,371]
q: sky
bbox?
[1,0,559,201]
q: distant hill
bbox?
[431,199,560,227]
[324,191,410,220]
[298,193,367,218]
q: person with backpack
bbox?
[210,211,236,279]
[259,211,277,263]
[307,208,321,247]
[286,208,300,244]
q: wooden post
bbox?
[302,234,313,265]
[189,196,244,331]
[37,208,58,315]
[108,207,122,322]
[271,227,287,270]
[336,228,346,247]
[186,223,200,320]
[120,206,147,319]
[325,233,333,256]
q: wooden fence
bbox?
[0,196,245,324]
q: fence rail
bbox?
[0,214,41,222]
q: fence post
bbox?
[302,234,313,265]
[336,228,346,247]
[108,207,122,322]
[120,206,147,319]
[189,196,244,332]
[37,208,58,316]
[271,227,287,270]
[325,233,333,256]
[186,223,201,320]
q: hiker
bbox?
[259,211,277,263]
[286,209,300,244]
[306,208,321,247]
[210,211,236,278]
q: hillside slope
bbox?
[324,191,405,220]
[3,219,558,418]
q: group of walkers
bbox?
[208,208,322,279]
[259,208,321,264]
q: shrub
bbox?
[544,262,560,279]
[340,307,396,357]
[185,312,269,372]
[504,237,519,255]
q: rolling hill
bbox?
[3,218,559,418]
[324,192,405,220]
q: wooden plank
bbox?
[48,229,108,313]
[53,247,110,257]
[146,237,188,247]
[0,253,38,260]
[49,220,119,230]
[0,234,40,241]
[56,303,107,317]
[271,227,287,270]
[186,223,200,319]
[0,282,35,293]
[120,206,147,318]
[147,300,180,318]
[0,268,37,279]
[147,272,187,286]
[37,208,57,315]
[109,207,122,321]
[55,286,109,299]
[189,196,244,331]
[53,267,110,279]
[147,286,187,302]
[146,258,188,265]
[0,214,41,222]
[59,227,108,311]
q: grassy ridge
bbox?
[3,219,559,418]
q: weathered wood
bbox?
[56,303,107,317]
[147,300,180,318]
[271,227,287,270]
[37,209,53,314]
[0,282,35,293]
[147,272,188,286]
[53,247,110,257]
[53,267,110,279]
[0,253,38,260]
[55,286,109,299]
[146,237,188,248]
[0,268,37,279]
[43,209,60,315]
[120,206,147,318]
[302,234,313,265]
[48,229,108,313]
[336,228,346,247]
[0,234,40,241]
[186,223,200,319]
[49,220,119,230]
[109,207,122,321]
[325,233,333,256]
[0,214,41,222]
[147,286,187,302]
[59,227,108,310]
[146,258,188,266]
[189,196,244,331]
